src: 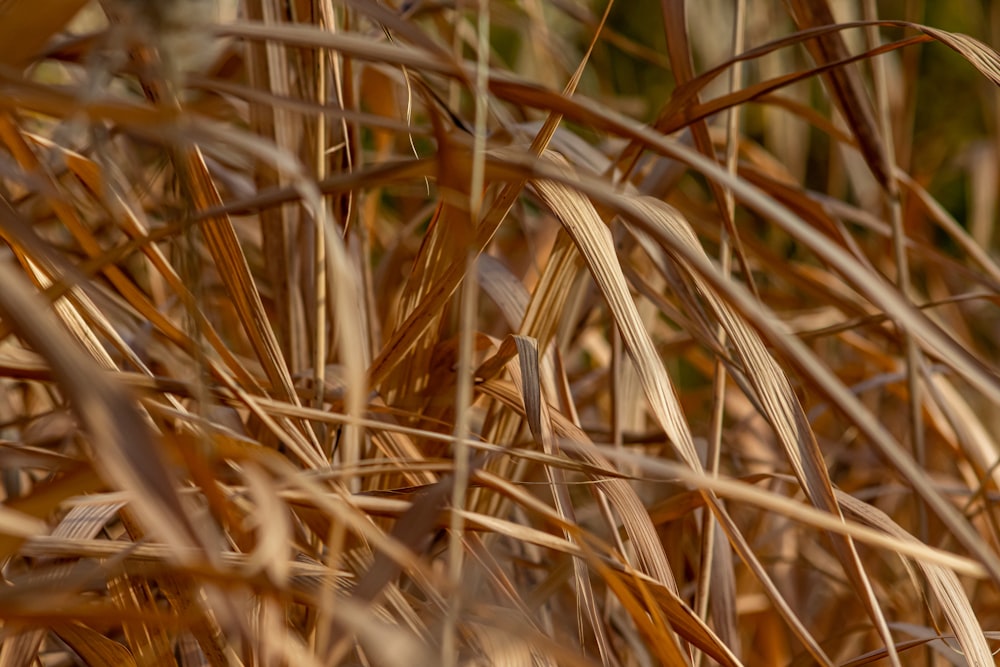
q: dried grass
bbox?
[0,0,999,665]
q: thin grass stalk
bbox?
[862,4,934,665]
[444,1,491,663]
[311,1,329,436]
[694,2,746,664]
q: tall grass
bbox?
[0,0,999,665]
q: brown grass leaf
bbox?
[837,491,993,665]
[51,623,138,667]
[491,138,1000,582]
[175,146,325,467]
[217,20,461,78]
[627,195,899,662]
[0,262,202,559]
[0,0,89,67]
[786,0,893,191]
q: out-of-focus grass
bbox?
[0,1,999,665]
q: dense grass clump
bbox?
[0,1,999,665]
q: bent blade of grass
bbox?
[483,232,580,437]
[624,188,985,656]
[836,492,994,665]
[627,196,899,662]
[478,147,977,661]
[918,25,1000,86]
[455,0,614,496]
[477,130,1000,584]
[484,155,835,660]
[529,154,702,472]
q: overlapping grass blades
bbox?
[0,1,999,665]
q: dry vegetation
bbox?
[1,0,1000,665]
